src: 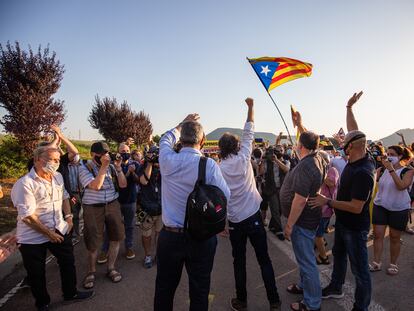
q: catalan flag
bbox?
[248,57,312,92]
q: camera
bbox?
[145,146,160,163]
[109,152,122,161]
[265,147,274,161]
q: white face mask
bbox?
[388,156,399,165]
[42,161,59,174]
[73,154,80,163]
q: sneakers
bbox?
[230,298,247,311]
[97,251,108,264]
[144,256,153,269]
[38,305,49,311]
[126,249,136,260]
[63,290,95,304]
[322,284,344,299]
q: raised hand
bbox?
[347,91,363,108]
[245,97,254,107]
[182,113,200,123]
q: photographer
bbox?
[259,145,290,240]
[79,142,127,289]
[138,146,162,269]
[99,143,140,261]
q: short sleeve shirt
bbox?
[335,154,375,231]
[280,152,325,230]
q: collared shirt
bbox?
[68,163,81,193]
[11,168,70,244]
[159,128,230,228]
[79,160,119,204]
[219,121,262,223]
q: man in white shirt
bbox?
[11,146,94,311]
[154,113,230,311]
[218,98,281,311]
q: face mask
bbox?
[286,149,292,156]
[73,154,80,163]
[42,161,59,174]
[388,156,399,165]
[275,151,283,158]
[121,153,130,161]
[339,149,346,157]
[94,155,102,165]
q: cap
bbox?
[91,141,110,154]
[343,130,366,150]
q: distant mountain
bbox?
[206,128,294,144]
[379,128,414,147]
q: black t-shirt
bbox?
[118,161,140,204]
[280,152,326,230]
[138,164,162,210]
[335,154,375,231]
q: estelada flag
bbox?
[337,127,345,140]
[248,57,312,92]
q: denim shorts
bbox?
[315,217,330,237]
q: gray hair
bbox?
[180,121,204,145]
[33,146,60,161]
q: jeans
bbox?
[291,225,321,310]
[102,201,136,251]
[330,222,371,311]
[265,190,283,232]
[154,229,217,311]
[229,211,279,304]
[19,233,77,308]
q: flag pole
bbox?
[246,57,295,146]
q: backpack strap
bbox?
[197,157,207,185]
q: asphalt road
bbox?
[1,217,414,311]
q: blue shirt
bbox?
[118,161,140,204]
[159,128,230,228]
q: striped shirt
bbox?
[79,160,119,204]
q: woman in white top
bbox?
[370,145,414,275]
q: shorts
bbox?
[83,200,125,251]
[316,217,330,237]
[372,204,409,232]
[141,215,163,237]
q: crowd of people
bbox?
[0,92,413,311]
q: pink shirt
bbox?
[320,167,339,218]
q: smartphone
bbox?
[255,138,264,143]
[280,135,287,139]
[323,145,334,151]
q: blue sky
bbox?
[1,0,413,141]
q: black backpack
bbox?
[184,157,227,241]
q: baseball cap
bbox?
[91,141,110,154]
[343,130,366,151]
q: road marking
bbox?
[267,232,385,311]
[0,254,55,308]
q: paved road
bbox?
[1,218,414,311]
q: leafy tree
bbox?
[152,134,161,144]
[89,95,153,145]
[0,41,66,154]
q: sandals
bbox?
[369,261,382,272]
[386,264,399,276]
[286,284,304,295]
[316,255,330,265]
[83,272,96,289]
[107,269,122,283]
[290,301,320,311]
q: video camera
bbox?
[109,152,122,161]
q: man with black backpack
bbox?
[154,114,230,311]
[218,98,281,311]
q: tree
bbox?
[89,95,153,145]
[0,41,66,154]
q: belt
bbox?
[163,226,185,233]
[89,199,117,207]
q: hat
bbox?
[91,141,110,154]
[343,130,366,151]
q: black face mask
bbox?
[275,151,283,158]
[94,155,102,165]
[121,153,130,162]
